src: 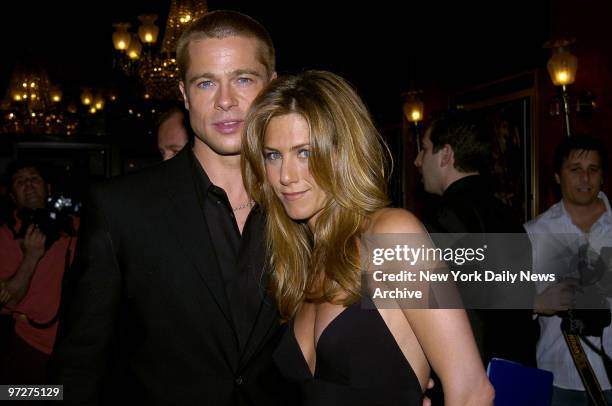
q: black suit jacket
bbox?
[49,149,292,405]
[424,175,537,368]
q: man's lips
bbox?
[213,120,243,134]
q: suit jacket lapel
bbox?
[162,150,235,328]
[234,210,281,366]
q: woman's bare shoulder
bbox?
[368,208,426,234]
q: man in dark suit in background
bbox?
[414,111,537,367]
[49,11,292,405]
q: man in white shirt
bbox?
[525,135,612,405]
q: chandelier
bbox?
[112,0,208,101]
[0,61,78,135]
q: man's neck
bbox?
[192,143,244,193]
[562,197,606,233]
[442,171,479,194]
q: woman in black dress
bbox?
[242,70,493,405]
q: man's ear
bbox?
[554,173,561,185]
[440,144,454,167]
[179,81,189,110]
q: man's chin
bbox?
[193,137,242,157]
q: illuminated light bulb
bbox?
[145,33,153,42]
[144,93,150,99]
[30,82,36,88]
[411,111,421,121]
[95,102,103,109]
[83,97,91,105]
[556,71,569,84]
[22,82,27,88]
[9,113,15,119]
[90,107,97,114]
[14,94,22,101]
[52,95,61,102]
[31,112,36,117]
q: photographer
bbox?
[0,160,78,383]
[525,136,612,405]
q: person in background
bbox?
[414,110,537,403]
[526,135,612,405]
[0,160,78,383]
[156,105,190,161]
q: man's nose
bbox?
[215,82,238,111]
[414,151,423,167]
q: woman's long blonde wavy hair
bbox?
[242,70,391,320]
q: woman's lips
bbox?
[282,191,307,201]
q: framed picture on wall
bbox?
[450,71,539,223]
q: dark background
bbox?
[0,0,549,127]
[1,0,611,215]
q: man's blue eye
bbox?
[197,81,214,89]
[237,77,253,85]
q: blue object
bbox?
[487,358,554,406]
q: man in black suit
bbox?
[49,11,292,405]
[414,111,537,367]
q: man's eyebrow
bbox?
[188,72,217,85]
[233,69,264,79]
[188,69,264,85]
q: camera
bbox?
[560,244,612,337]
[15,195,80,249]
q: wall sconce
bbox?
[543,39,594,138]
[402,90,424,151]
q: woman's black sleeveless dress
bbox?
[273,301,424,405]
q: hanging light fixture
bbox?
[80,88,93,106]
[111,0,208,101]
[138,14,160,44]
[0,61,76,135]
[112,23,132,51]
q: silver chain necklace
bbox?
[232,200,255,211]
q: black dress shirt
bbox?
[190,151,265,350]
